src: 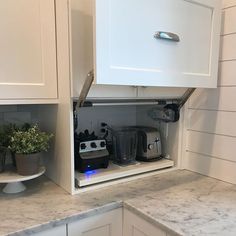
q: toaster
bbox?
[135,127,162,161]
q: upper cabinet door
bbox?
[94,0,222,88]
[0,0,57,99]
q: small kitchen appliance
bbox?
[111,127,137,165]
[135,127,162,161]
[74,130,109,173]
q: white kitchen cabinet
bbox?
[0,0,57,100]
[31,225,67,236]
[67,209,122,236]
[94,0,221,88]
[71,0,221,99]
[123,209,167,236]
[94,0,221,87]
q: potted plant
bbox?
[9,124,53,176]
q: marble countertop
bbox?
[1,170,236,236]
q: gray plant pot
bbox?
[15,153,41,176]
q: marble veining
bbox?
[1,170,236,236]
[124,174,236,236]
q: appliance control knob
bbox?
[148,144,154,150]
[91,142,97,148]
[100,141,106,147]
[80,143,86,150]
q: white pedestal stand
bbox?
[0,167,45,194]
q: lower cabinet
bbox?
[67,208,123,236]
[123,209,167,236]
[32,225,67,236]
[31,208,174,236]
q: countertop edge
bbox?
[6,201,123,236]
[5,200,183,236]
[6,200,183,236]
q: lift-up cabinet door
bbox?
[0,0,57,99]
[94,0,221,88]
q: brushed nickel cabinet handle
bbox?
[154,31,180,42]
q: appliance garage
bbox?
[73,80,195,191]
[74,125,174,189]
[73,97,189,190]
[68,0,221,194]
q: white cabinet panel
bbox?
[137,87,186,99]
[133,228,148,236]
[81,226,110,236]
[123,209,166,236]
[95,0,221,88]
[71,0,221,98]
[83,83,187,100]
[87,85,137,98]
[0,0,57,99]
[31,225,67,236]
[68,209,122,236]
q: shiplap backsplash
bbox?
[184,0,236,184]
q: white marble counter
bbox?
[124,172,236,236]
[0,170,236,236]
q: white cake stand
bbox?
[0,166,45,194]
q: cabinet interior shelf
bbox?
[75,159,174,188]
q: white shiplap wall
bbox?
[184,0,236,184]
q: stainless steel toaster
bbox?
[135,126,162,161]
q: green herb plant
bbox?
[9,124,53,154]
